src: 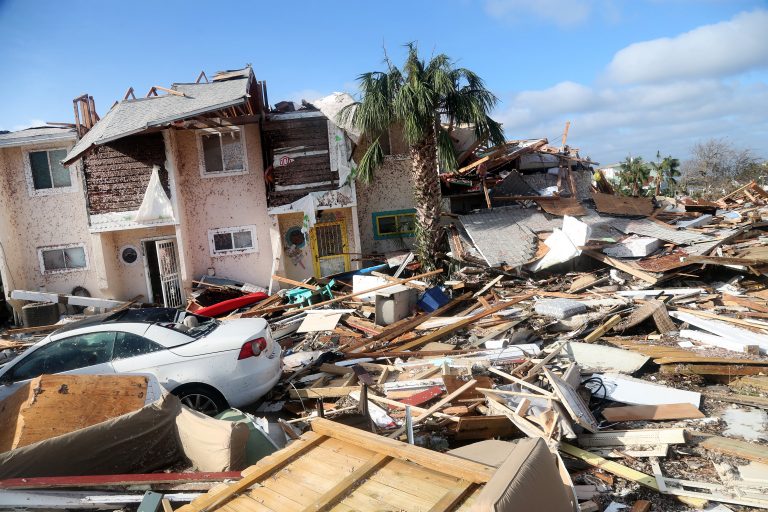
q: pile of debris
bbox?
[5,183,768,510]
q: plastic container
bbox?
[418,287,450,313]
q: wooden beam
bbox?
[392,294,532,352]
[366,393,460,422]
[303,453,391,511]
[176,432,326,512]
[152,85,186,97]
[310,418,495,484]
[271,275,319,291]
[584,314,622,342]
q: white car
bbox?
[0,308,282,415]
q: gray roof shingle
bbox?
[0,126,77,148]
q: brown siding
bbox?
[263,115,338,207]
[83,132,169,214]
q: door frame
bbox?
[309,220,350,278]
[140,235,178,306]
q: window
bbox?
[39,245,88,273]
[198,128,247,177]
[6,331,115,382]
[372,209,417,239]
[208,225,258,256]
[113,332,164,360]
[26,148,74,195]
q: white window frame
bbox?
[38,243,89,274]
[196,127,248,178]
[23,146,78,197]
[208,225,258,256]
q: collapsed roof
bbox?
[63,67,262,165]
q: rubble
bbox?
[3,144,768,509]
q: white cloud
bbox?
[485,0,593,26]
[1,119,47,132]
[605,9,768,84]
[496,79,768,163]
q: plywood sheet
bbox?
[0,374,148,451]
[537,197,587,217]
[592,192,654,217]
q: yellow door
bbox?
[310,220,350,278]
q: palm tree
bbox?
[661,155,681,195]
[341,43,505,271]
[650,151,664,196]
[618,155,650,196]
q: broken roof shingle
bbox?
[63,68,253,165]
[609,218,714,245]
[458,207,539,267]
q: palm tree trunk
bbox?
[410,127,441,272]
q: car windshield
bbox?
[157,311,219,338]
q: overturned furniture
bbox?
[176,418,578,512]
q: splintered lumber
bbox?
[601,403,704,422]
[393,294,533,352]
[0,374,148,452]
[698,435,768,464]
[343,292,473,353]
[388,379,478,439]
[559,443,707,509]
[0,472,242,490]
[366,393,460,422]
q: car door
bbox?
[0,331,117,402]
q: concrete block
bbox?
[603,235,662,258]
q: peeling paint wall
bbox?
[355,155,417,257]
[171,123,273,289]
[276,212,311,281]
[0,144,101,297]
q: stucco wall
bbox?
[95,226,177,301]
[355,155,417,257]
[0,144,101,297]
[171,124,273,289]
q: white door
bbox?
[155,239,183,308]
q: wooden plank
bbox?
[544,368,598,432]
[388,379,478,439]
[0,472,241,490]
[487,367,553,396]
[289,386,360,399]
[453,416,516,441]
[601,403,704,422]
[699,435,768,464]
[303,453,391,511]
[582,250,660,284]
[427,480,475,512]
[271,275,319,291]
[584,314,622,342]
[366,393,459,422]
[177,432,326,512]
[393,294,533,352]
[310,418,495,484]
[483,392,550,441]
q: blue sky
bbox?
[0,0,766,164]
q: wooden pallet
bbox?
[176,418,496,512]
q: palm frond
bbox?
[352,137,384,184]
[437,126,458,173]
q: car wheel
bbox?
[172,385,228,416]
